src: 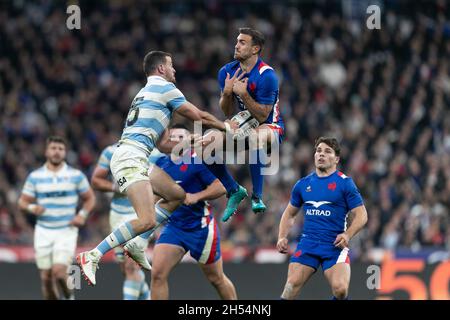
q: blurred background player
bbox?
[18,136,96,300]
[77,51,238,286]
[277,137,367,300]
[150,125,237,300]
[91,143,150,300]
[215,27,284,221]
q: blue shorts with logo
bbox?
[290,237,350,271]
[157,216,221,265]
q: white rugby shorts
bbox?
[110,142,151,193]
[34,225,78,270]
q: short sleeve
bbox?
[345,178,364,210]
[289,180,303,208]
[98,147,113,170]
[22,174,36,198]
[76,173,90,194]
[155,155,170,168]
[218,66,227,92]
[255,70,279,105]
[166,86,187,111]
[148,148,165,164]
[196,164,217,187]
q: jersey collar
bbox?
[146,75,167,84]
[314,170,337,179]
[44,162,67,175]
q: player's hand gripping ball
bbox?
[230,110,259,140]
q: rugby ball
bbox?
[231,110,259,139]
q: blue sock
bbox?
[96,221,136,256]
[137,204,171,241]
[204,163,238,194]
[249,149,264,199]
[123,280,142,300]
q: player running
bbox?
[18,136,96,299]
[277,137,368,300]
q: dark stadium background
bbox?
[0,0,449,300]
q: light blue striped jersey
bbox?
[120,76,187,154]
[22,163,90,229]
[98,144,166,215]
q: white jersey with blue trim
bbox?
[98,144,165,215]
[120,76,187,154]
[22,163,90,229]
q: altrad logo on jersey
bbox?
[304,201,332,216]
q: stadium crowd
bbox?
[0,0,449,261]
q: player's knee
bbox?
[207,272,224,287]
[332,283,348,299]
[151,267,168,284]
[287,275,304,288]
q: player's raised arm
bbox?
[277,203,300,254]
[156,128,202,155]
[175,101,237,132]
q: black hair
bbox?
[143,51,172,76]
[239,27,265,54]
[314,137,341,156]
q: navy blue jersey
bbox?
[290,171,364,243]
[218,58,284,135]
[155,154,217,230]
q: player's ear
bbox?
[335,156,340,164]
[157,64,165,74]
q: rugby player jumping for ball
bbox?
[200,27,284,222]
